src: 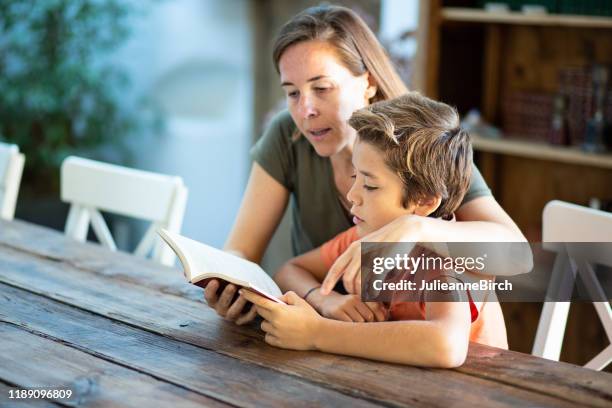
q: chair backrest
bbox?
[61,156,188,266]
[0,142,25,221]
[544,199,612,243]
[533,200,612,370]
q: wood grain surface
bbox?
[0,219,610,407]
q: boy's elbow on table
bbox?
[411,325,469,368]
[433,333,469,368]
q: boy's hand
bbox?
[240,290,322,351]
[310,290,387,322]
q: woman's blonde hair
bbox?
[272,5,408,104]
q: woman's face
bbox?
[278,40,376,157]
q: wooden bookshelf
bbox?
[442,7,612,28]
[414,0,612,219]
[415,0,612,363]
[472,135,612,169]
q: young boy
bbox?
[241,93,507,367]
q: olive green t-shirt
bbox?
[250,110,491,256]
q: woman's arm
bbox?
[241,290,471,368]
[224,162,290,262]
[204,162,289,324]
[321,196,532,295]
[442,196,525,242]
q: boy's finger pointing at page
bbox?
[322,240,362,295]
[321,252,349,295]
[341,243,362,295]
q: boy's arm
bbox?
[274,247,328,296]
[315,301,471,367]
[242,290,471,368]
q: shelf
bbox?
[471,135,612,169]
[441,7,612,29]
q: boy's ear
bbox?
[414,196,442,217]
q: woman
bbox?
[204,5,526,325]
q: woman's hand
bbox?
[321,196,531,296]
[308,289,387,322]
[240,290,323,351]
[203,280,258,325]
[208,163,288,326]
[321,215,421,295]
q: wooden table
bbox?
[0,219,610,407]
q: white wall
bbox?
[103,0,418,258]
[380,0,419,55]
[111,0,253,248]
[381,1,419,32]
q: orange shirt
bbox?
[320,226,508,349]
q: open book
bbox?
[157,229,285,304]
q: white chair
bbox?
[532,200,612,370]
[61,156,188,266]
[0,142,25,221]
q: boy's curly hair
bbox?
[348,92,473,219]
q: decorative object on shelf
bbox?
[461,109,502,139]
[558,66,592,146]
[521,5,548,15]
[583,65,612,153]
[548,94,571,146]
[484,3,511,13]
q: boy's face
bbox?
[347,140,418,236]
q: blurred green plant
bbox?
[0,0,153,195]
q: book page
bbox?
[158,229,283,301]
